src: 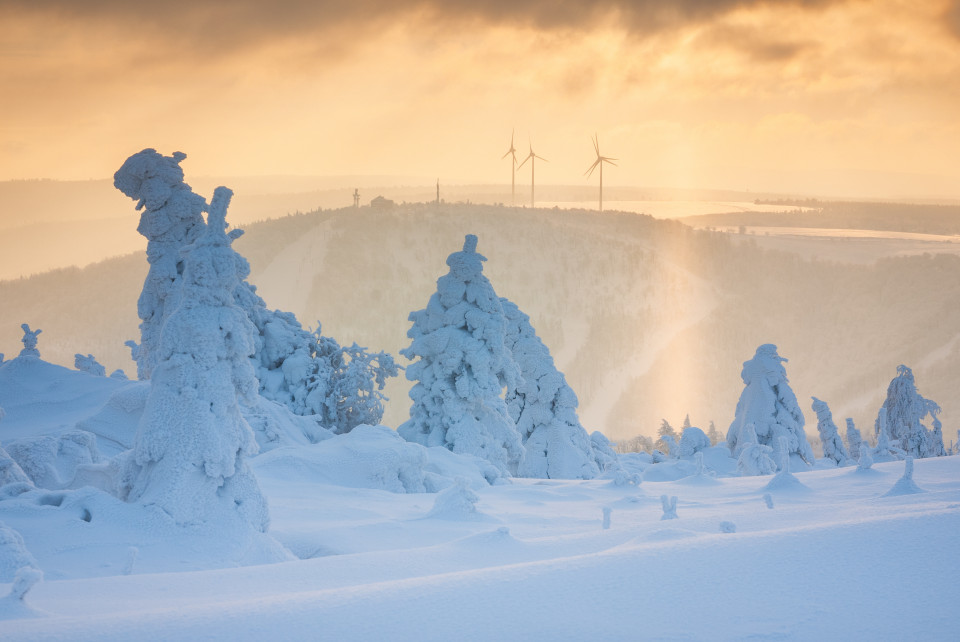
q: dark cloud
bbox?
[946,1,960,40]
[2,1,836,56]
[696,23,814,63]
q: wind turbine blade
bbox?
[605,159,618,167]
[585,160,600,178]
[592,134,599,156]
[517,154,531,169]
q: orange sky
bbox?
[1,0,959,198]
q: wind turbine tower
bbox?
[501,130,518,205]
[517,142,548,208]
[585,134,617,212]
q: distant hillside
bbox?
[681,201,960,236]
[2,202,959,443]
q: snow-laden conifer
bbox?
[811,397,850,465]
[876,365,944,459]
[873,407,906,462]
[707,420,722,446]
[120,188,268,530]
[678,426,711,458]
[845,418,863,460]
[726,344,814,469]
[114,149,207,380]
[501,297,601,479]
[398,235,523,475]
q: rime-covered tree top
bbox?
[19,324,41,358]
[811,397,850,465]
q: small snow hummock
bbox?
[0,522,39,583]
[119,187,268,532]
[501,296,601,479]
[876,365,945,459]
[660,495,678,520]
[763,493,774,509]
[602,507,612,530]
[882,457,926,497]
[426,478,481,519]
[763,437,808,492]
[719,521,736,533]
[398,235,524,476]
[18,324,41,358]
[811,397,851,466]
[726,344,814,470]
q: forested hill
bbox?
[2,202,959,441]
[681,201,960,236]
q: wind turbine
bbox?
[501,130,518,206]
[585,134,617,211]
[517,142,547,208]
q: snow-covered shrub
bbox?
[726,344,814,469]
[120,187,268,531]
[590,431,620,472]
[0,522,38,583]
[5,431,101,489]
[857,441,874,471]
[928,418,947,457]
[845,418,863,460]
[18,324,41,358]
[678,426,711,458]
[811,397,850,465]
[398,235,524,476]
[501,297,600,479]
[873,408,906,463]
[0,446,31,487]
[736,423,777,476]
[74,353,106,377]
[876,365,944,459]
[659,434,679,458]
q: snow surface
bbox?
[1,355,959,639]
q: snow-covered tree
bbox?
[873,407,906,462]
[928,418,947,457]
[115,149,398,430]
[18,324,41,358]
[120,187,268,530]
[74,353,106,377]
[678,426,711,458]
[501,297,601,479]
[659,433,679,458]
[736,423,777,476]
[707,420,722,446]
[398,235,524,475]
[726,344,814,469]
[656,419,678,452]
[845,418,863,460]
[876,365,943,459]
[114,149,207,380]
[811,397,850,465]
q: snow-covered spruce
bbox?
[876,365,944,459]
[501,297,601,479]
[398,235,524,476]
[119,187,268,531]
[18,324,41,358]
[115,149,398,434]
[726,344,814,470]
[845,418,863,460]
[678,426,711,458]
[114,149,207,380]
[811,397,850,466]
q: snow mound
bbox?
[763,470,810,493]
[251,425,500,494]
[425,478,493,521]
[0,522,38,583]
[5,431,101,490]
[0,486,292,580]
[882,457,926,497]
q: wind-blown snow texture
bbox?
[727,344,815,469]
[399,235,524,476]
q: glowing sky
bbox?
[2,0,959,197]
